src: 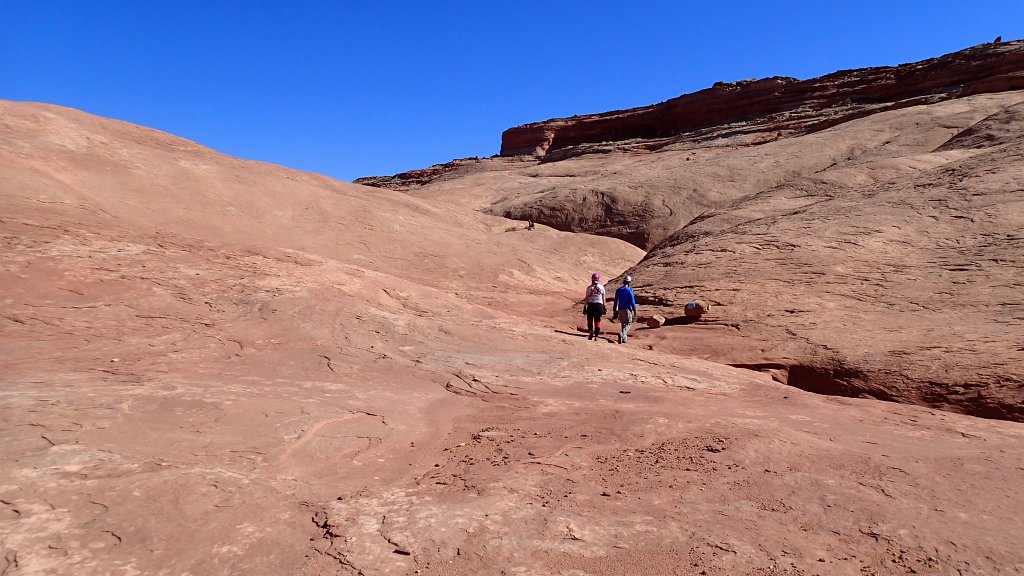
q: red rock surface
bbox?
[359,41,1024,251]
[2,92,1023,576]
[628,98,1024,420]
[630,100,1024,416]
[355,43,1024,422]
[500,41,1024,158]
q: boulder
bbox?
[646,314,667,328]
[685,301,710,317]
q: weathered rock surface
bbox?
[359,41,1024,251]
[353,156,493,190]
[356,42,1024,421]
[2,95,1023,576]
[499,41,1024,158]
[627,98,1024,421]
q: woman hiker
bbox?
[583,272,606,340]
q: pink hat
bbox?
[591,273,601,282]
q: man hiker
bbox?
[613,275,637,344]
[583,273,606,340]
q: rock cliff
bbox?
[500,40,1024,158]
[359,41,1024,252]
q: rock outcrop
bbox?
[355,42,1024,421]
[360,41,1024,252]
[353,156,489,190]
[500,41,1024,158]
[628,99,1024,420]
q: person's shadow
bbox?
[554,329,617,342]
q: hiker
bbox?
[583,273,606,340]
[527,219,535,231]
[612,275,637,344]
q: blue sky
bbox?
[3,1,1022,181]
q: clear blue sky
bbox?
[3,1,1021,181]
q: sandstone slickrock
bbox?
[357,41,1024,422]
[3,52,1024,576]
[358,41,1024,251]
[627,98,1024,420]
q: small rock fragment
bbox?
[646,315,666,328]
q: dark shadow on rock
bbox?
[664,315,702,326]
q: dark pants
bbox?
[585,303,605,336]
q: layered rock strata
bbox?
[501,40,1024,158]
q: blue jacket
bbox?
[613,285,636,312]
